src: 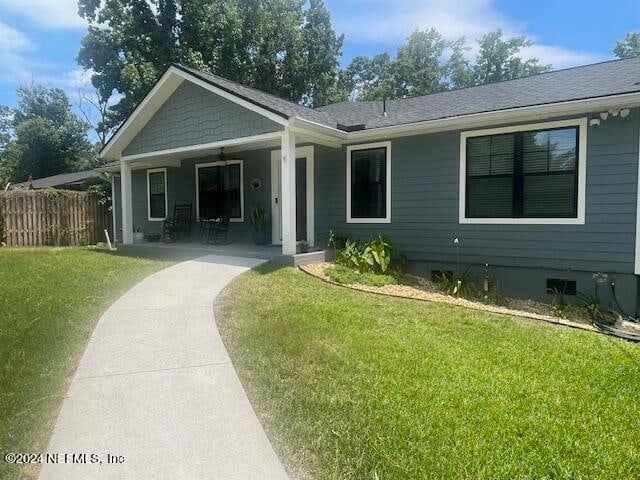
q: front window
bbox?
[347,142,391,223]
[463,121,582,221]
[197,161,243,221]
[147,168,167,220]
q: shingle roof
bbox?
[178,57,640,132]
[316,56,640,130]
[10,170,102,189]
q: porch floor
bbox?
[118,241,282,261]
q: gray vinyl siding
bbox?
[315,110,640,275]
[123,82,282,156]
[119,148,272,242]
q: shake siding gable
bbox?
[122,82,281,157]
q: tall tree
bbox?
[301,0,345,106]
[395,29,448,97]
[78,0,344,130]
[473,29,550,84]
[0,86,94,183]
[614,32,640,58]
[78,0,180,132]
[341,28,550,101]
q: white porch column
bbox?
[120,159,134,244]
[280,129,297,255]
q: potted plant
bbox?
[133,227,145,243]
[298,240,309,253]
[250,205,269,245]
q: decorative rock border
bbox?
[300,262,597,334]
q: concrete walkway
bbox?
[40,255,289,480]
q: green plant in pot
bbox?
[250,205,269,245]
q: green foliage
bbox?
[335,235,394,274]
[325,264,396,287]
[472,29,550,85]
[249,204,269,232]
[576,292,617,324]
[0,249,172,478]
[78,0,344,130]
[217,265,640,480]
[548,287,570,319]
[436,268,477,299]
[614,32,640,59]
[343,27,550,100]
[0,86,94,183]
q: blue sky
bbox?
[0,0,638,111]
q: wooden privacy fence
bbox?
[0,190,112,247]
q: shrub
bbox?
[548,287,570,319]
[576,291,617,324]
[326,265,396,287]
[335,234,394,274]
[435,268,477,299]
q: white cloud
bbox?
[0,0,85,29]
[0,22,35,84]
[335,0,604,69]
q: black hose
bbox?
[610,280,640,324]
[593,320,640,342]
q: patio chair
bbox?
[164,203,193,242]
[210,216,231,244]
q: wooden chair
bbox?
[163,203,193,242]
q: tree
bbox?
[395,29,448,97]
[445,38,474,89]
[341,28,550,101]
[0,85,94,183]
[473,29,550,84]
[77,0,344,130]
[614,32,640,58]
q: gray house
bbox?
[100,58,640,312]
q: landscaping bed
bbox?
[302,262,596,332]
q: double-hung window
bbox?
[196,160,243,221]
[147,168,167,221]
[347,141,391,223]
[460,119,586,224]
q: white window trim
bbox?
[346,141,392,224]
[195,160,244,222]
[459,117,587,225]
[147,168,168,221]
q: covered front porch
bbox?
[112,128,326,257]
[97,65,345,257]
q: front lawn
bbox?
[0,248,174,479]
[216,265,640,480]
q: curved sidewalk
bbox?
[40,255,289,480]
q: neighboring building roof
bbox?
[316,56,640,130]
[10,170,103,190]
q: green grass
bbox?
[325,264,397,287]
[216,265,640,480]
[0,248,174,479]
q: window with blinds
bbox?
[465,126,578,218]
[148,170,167,220]
[350,147,388,219]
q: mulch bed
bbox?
[300,262,597,333]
